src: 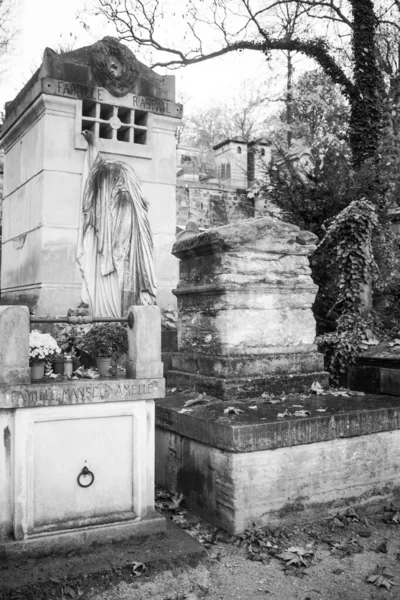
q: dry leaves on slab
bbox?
[293,410,311,417]
[277,409,292,418]
[183,394,210,408]
[310,381,326,395]
[223,406,244,415]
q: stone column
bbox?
[169,216,328,398]
[126,305,163,379]
[0,306,30,385]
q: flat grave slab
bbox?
[155,392,400,533]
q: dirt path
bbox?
[90,499,400,600]
[2,499,400,599]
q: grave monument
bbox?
[168,216,328,398]
[0,304,166,555]
[0,37,182,315]
[155,217,400,533]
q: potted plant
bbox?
[79,323,128,377]
[29,330,61,381]
[54,323,92,371]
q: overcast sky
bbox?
[0,0,305,114]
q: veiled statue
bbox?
[77,131,157,317]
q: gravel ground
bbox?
[90,498,400,600]
[3,498,400,600]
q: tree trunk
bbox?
[286,51,293,148]
[349,0,383,169]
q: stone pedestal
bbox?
[168,217,327,398]
[0,305,166,556]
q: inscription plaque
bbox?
[0,378,165,409]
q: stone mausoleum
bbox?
[0,37,182,315]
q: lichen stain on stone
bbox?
[3,426,11,470]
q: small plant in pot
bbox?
[79,323,128,377]
[29,330,61,381]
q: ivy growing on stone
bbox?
[317,199,381,381]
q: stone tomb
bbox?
[0,305,166,556]
[155,393,400,533]
[0,37,182,314]
[168,216,328,398]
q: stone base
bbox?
[348,343,400,396]
[0,512,166,559]
[155,393,400,533]
[167,367,329,399]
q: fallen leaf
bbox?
[374,542,388,553]
[224,407,244,415]
[366,565,396,590]
[171,514,188,526]
[156,491,185,512]
[63,586,76,598]
[277,409,292,418]
[184,394,210,407]
[249,405,258,410]
[277,546,313,567]
[178,408,193,414]
[132,561,146,576]
[310,381,325,395]
[332,517,345,528]
[293,410,311,417]
[49,577,61,584]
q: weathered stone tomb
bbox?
[168,216,328,398]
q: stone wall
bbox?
[176,182,254,230]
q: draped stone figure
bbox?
[77,131,157,317]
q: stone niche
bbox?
[169,216,328,398]
[0,37,182,315]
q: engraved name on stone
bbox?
[42,78,179,117]
[7,380,160,407]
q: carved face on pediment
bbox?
[89,37,138,97]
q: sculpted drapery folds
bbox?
[77,131,157,317]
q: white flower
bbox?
[29,330,60,362]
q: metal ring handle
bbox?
[77,465,95,488]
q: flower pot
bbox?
[31,361,45,381]
[53,357,64,375]
[64,356,73,376]
[96,357,113,377]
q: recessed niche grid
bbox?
[81,101,148,145]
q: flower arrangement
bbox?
[79,323,128,359]
[29,330,61,363]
